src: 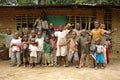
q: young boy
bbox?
[95,38,105,69]
[78,30,91,68]
[29,38,38,68]
[50,34,57,66]
[22,35,29,67]
[35,32,44,66]
[10,32,22,67]
[43,37,51,66]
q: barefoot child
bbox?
[10,32,22,67]
[22,35,29,67]
[43,37,51,66]
[35,32,44,66]
[28,38,38,68]
[78,30,91,68]
[95,38,105,69]
[50,34,57,66]
[60,31,79,68]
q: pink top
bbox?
[69,38,78,51]
[50,39,57,50]
[10,38,22,53]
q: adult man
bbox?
[0,28,13,58]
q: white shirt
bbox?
[29,44,38,57]
[96,45,104,53]
[54,29,70,43]
[35,38,44,51]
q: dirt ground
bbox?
[0,53,120,80]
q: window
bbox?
[66,16,96,30]
[104,9,112,30]
[16,15,39,31]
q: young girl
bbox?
[60,31,79,68]
[29,38,38,68]
[10,32,22,67]
[22,35,29,67]
[50,34,57,66]
[104,38,111,64]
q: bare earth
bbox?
[0,53,120,80]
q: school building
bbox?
[0,4,120,53]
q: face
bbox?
[31,32,36,37]
[76,25,80,30]
[94,21,100,29]
[6,29,11,35]
[96,39,101,44]
[49,24,53,29]
[37,34,41,38]
[81,31,86,36]
[23,36,28,41]
[14,34,18,39]
[71,32,77,39]
[58,26,63,31]
[45,39,49,42]
[100,24,106,29]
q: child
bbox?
[104,38,111,64]
[10,32,22,67]
[35,32,44,66]
[50,34,57,66]
[78,30,91,68]
[60,31,79,68]
[66,31,79,68]
[95,38,105,69]
[43,37,51,66]
[29,38,38,68]
[22,35,29,67]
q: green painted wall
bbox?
[47,16,66,26]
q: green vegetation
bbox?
[0,0,120,6]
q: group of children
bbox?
[9,22,112,69]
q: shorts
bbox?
[96,53,104,63]
[56,46,67,56]
[30,56,37,63]
[67,51,79,61]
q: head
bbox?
[31,38,35,44]
[49,23,54,29]
[14,32,19,39]
[95,38,101,44]
[58,25,63,31]
[100,24,106,29]
[81,29,87,36]
[51,34,56,40]
[75,23,80,30]
[18,32,24,38]
[6,28,11,35]
[24,28,29,35]
[37,32,42,38]
[45,37,49,43]
[31,30,36,37]
[94,21,100,29]
[23,35,28,41]
[71,31,77,39]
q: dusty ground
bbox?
[0,53,120,80]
